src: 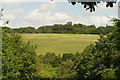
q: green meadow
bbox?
[21,34,99,55]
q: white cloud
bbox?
[24,10,72,27]
[3,8,24,20]
[24,2,72,27]
[52,13,72,22]
[79,16,111,26]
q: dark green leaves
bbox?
[76,18,120,79]
[71,2,76,5]
[2,32,37,79]
[106,2,114,7]
[51,0,116,12]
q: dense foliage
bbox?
[3,22,115,35]
[2,31,37,80]
[76,18,120,79]
[35,52,79,78]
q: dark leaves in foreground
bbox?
[50,0,116,12]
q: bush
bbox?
[2,32,37,80]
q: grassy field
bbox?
[21,34,99,55]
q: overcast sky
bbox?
[0,1,119,28]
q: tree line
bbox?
[3,22,115,35]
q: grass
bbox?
[21,34,99,55]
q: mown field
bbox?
[21,34,99,55]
